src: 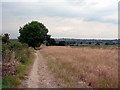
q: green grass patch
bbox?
[2,75,21,88]
[16,65,27,79]
[16,53,34,80]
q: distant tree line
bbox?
[45,39,118,46]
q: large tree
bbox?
[18,21,49,48]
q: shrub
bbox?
[2,41,29,62]
[2,40,34,88]
[8,41,28,50]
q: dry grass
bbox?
[40,46,118,88]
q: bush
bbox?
[8,41,28,50]
[2,40,35,88]
[2,40,32,63]
[2,41,29,62]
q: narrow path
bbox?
[25,50,60,88]
[27,52,39,88]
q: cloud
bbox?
[45,17,118,39]
[2,0,118,24]
[1,0,39,2]
[0,2,2,33]
[1,0,118,39]
[2,16,118,39]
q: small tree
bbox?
[18,21,49,48]
[2,33,10,43]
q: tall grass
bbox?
[40,46,118,88]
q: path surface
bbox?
[21,50,60,88]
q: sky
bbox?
[0,0,119,39]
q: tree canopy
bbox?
[18,21,49,48]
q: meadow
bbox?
[40,46,118,88]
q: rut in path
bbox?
[25,50,60,88]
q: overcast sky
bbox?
[0,0,119,39]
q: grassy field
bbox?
[40,46,118,88]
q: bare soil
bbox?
[20,50,60,88]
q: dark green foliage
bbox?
[105,43,109,45]
[58,41,66,46]
[18,21,49,48]
[46,35,51,41]
[80,42,83,44]
[66,42,70,45]
[70,44,74,46]
[2,33,10,44]
[46,38,56,46]
[89,42,91,44]
[95,42,100,45]
[8,41,28,50]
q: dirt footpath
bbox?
[21,50,60,88]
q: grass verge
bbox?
[2,50,35,88]
[2,41,35,88]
